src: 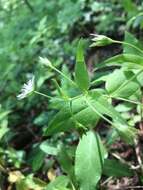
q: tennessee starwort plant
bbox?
[16,33,143,190]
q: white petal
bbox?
[17,75,35,100]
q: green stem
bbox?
[34,90,65,102]
[49,65,77,87]
[85,98,114,127]
[113,40,143,55]
[104,95,143,107]
[34,91,53,99]
[69,99,85,130]
[69,100,75,121]
[70,182,76,190]
[111,69,143,97]
[69,94,82,101]
[114,97,143,106]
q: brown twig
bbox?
[134,97,143,173]
[111,153,139,170]
[101,177,113,186]
[116,186,143,189]
[134,139,143,172]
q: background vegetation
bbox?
[1,0,143,189]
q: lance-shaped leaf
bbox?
[75,39,90,91]
[75,131,107,190]
[103,54,143,69]
[40,141,58,156]
[45,90,137,144]
[45,176,69,190]
[124,31,143,56]
[57,144,75,185]
[44,95,99,136]
[103,159,134,177]
[87,91,137,144]
[105,69,140,98]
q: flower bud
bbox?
[90,34,113,47]
[39,57,52,67]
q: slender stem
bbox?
[50,65,77,87]
[69,94,82,101]
[34,88,143,107]
[104,94,143,107]
[52,79,65,97]
[34,89,82,102]
[134,138,143,174]
[69,99,85,130]
[34,91,53,99]
[70,182,76,190]
[85,98,114,126]
[101,177,113,187]
[34,90,70,105]
[0,164,8,174]
[115,97,142,106]
[42,57,77,87]
[113,40,143,55]
[23,0,34,12]
[69,100,74,121]
[111,69,143,97]
[138,96,143,173]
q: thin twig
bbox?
[24,124,40,141]
[106,186,143,190]
[134,138,143,172]
[23,0,34,12]
[101,177,113,186]
[116,186,143,189]
[111,153,138,170]
[134,97,143,173]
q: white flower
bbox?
[17,76,35,100]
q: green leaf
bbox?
[16,180,27,190]
[106,129,119,145]
[103,159,134,177]
[57,0,82,32]
[124,31,143,56]
[121,0,138,18]
[0,126,9,140]
[103,54,143,69]
[0,110,10,121]
[57,145,75,182]
[45,90,137,144]
[115,102,134,112]
[44,96,99,136]
[40,141,58,156]
[16,175,46,190]
[28,147,45,172]
[105,69,140,98]
[16,174,46,190]
[34,112,50,126]
[45,176,69,190]
[75,39,90,91]
[87,91,137,144]
[75,131,107,190]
